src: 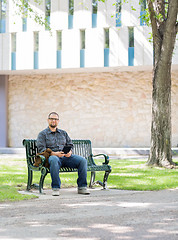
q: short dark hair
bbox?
[48,112,59,119]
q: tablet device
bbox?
[62,145,72,154]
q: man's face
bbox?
[48,114,59,128]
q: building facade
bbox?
[0,0,178,148]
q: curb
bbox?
[0,147,178,157]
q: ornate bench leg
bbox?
[103,171,110,189]
[39,167,48,193]
[27,167,33,191]
[89,171,96,188]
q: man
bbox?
[37,112,90,196]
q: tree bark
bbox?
[147,0,178,167]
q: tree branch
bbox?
[165,0,178,31]
[155,0,165,18]
[147,0,159,44]
[161,0,178,63]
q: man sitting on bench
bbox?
[37,112,90,196]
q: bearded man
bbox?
[37,112,90,196]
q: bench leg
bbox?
[27,167,33,191]
[39,167,48,193]
[103,171,110,189]
[89,171,96,188]
[89,171,110,189]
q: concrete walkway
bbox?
[0,187,178,240]
[0,147,178,160]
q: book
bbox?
[62,145,72,154]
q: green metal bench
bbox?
[23,139,112,193]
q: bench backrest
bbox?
[23,139,95,167]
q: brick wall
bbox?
[8,68,178,147]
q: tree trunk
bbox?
[147,0,178,168]
[147,55,175,167]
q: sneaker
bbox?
[78,187,90,195]
[52,188,60,196]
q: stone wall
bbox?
[8,68,178,147]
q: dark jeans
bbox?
[48,154,88,189]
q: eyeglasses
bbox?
[48,118,59,121]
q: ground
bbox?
[0,187,178,240]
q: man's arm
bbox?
[66,132,74,148]
[37,132,46,153]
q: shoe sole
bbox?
[78,191,90,195]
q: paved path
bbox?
[0,188,178,240]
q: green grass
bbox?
[107,159,178,190]
[0,157,178,202]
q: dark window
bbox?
[129,27,134,47]
[104,29,109,49]
[69,0,74,15]
[34,32,39,52]
[116,0,122,13]
[57,31,62,50]
[92,0,98,14]
[80,30,85,50]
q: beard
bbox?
[49,123,57,128]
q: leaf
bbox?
[131,6,136,11]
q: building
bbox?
[0,0,178,148]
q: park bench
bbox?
[23,139,112,193]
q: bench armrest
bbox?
[93,154,109,164]
[37,155,46,166]
[27,154,46,168]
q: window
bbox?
[140,0,146,25]
[92,0,97,28]
[45,0,51,30]
[56,31,62,68]
[140,0,146,12]
[11,33,16,70]
[11,33,16,53]
[104,29,109,67]
[34,32,39,69]
[80,30,85,68]
[116,0,122,13]
[129,27,134,48]
[69,0,74,15]
[80,30,85,50]
[22,0,28,31]
[128,27,134,66]
[0,0,6,33]
[57,31,62,51]
[34,32,39,52]
[116,0,122,27]
[92,0,97,14]
[104,29,109,49]
[68,0,74,29]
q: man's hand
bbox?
[51,151,65,158]
[64,150,72,158]
[51,150,72,158]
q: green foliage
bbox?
[138,8,151,27]
[12,0,51,31]
[131,6,136,11]
[148,32,153,43]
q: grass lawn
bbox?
[0,156,178,202]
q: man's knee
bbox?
[48,155,59,166]
[79,156,87,167]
